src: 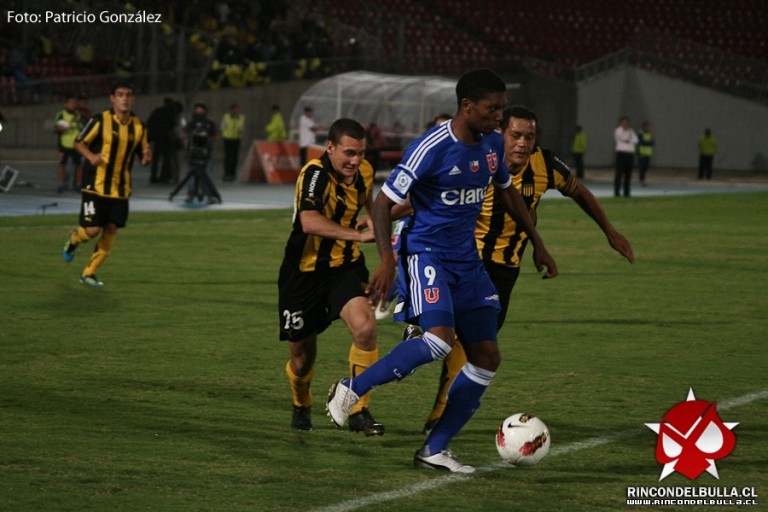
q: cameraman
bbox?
[184,103,219,204]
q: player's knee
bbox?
[99,232,116,252]
[422,331,452,360]
[465,340,501,372]
[290,354,314,377]
[352,322,377,351]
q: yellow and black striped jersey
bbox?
[283,153,374,272]
[476,146,578,267]
[76,109,149,199]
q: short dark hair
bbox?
[111,81,135,95]
[455,69,506,108]
[194,103,207,112]
[327,118,366,144]
[501,105,537,131]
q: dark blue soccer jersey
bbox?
[381,122,511,262]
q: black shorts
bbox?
[59,148,83,166]
[79,193,130,228]
[278,260,369,341]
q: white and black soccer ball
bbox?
[495,412,551,466]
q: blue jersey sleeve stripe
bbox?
[381,183,407,204]
[404,126,449,173]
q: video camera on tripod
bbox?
[168,104,222,204]
[187,118,212,168]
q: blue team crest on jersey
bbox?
[469,160,480,173]
[486,152,499,173]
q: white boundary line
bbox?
[309,389,768,512]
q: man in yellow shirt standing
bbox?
[571,124,587,179]
[220,103,245,181]
[637,121,654,186]
[698,128,718,180]
[54,95,84,193]
[265,104,287,142]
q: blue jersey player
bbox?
[326,69,557,473]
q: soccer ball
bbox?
[495,413,551,466]
[55,119,71,131]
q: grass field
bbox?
[1,192,766,511]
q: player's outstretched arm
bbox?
[499,184,558,279]
[367,192,397,307]
[569,182,635,263]
[300,210,374,243]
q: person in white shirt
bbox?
[613,115,638,197]
[298,106,318,167]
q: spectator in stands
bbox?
[637,121,654,186]
[613,115,638,197]
[265,104,287,142]
[75,42,94,70]
[298,106,317,167]
[571,125,587,179]
[54,95,84,193]
[205,60,226,90]
[115,56,135,79]
[220,103,245,181]
[698,128,718,180]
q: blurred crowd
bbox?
[0,0,336,102]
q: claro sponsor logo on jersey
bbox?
[441,186,487,205]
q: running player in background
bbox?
[61,81,151,287]
[419,105,635,434]
[326,69,557,473]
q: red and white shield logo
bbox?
[646,388,738,480]
[486,152,498,173]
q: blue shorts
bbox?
[393,252,500,343]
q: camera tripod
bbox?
[168,160,222,204]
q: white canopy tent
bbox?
[289,71,458,145]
